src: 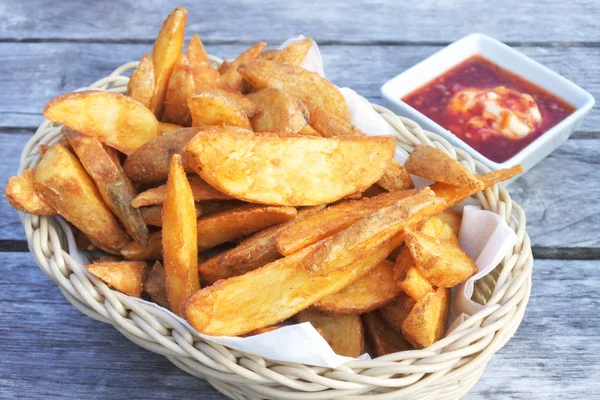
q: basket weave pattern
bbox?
[18,60,533,400]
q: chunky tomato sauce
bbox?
[402,56,575,162]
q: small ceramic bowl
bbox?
[381,33,595,174]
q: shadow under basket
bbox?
[18,60,533,400]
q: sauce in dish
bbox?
[402,56,575,163]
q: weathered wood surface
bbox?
[1,253,597,399]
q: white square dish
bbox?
[381,33,595,173]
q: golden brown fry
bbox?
[44,91,159,155]
[131,175,231,208]
[247,88,309,134]
[140,203,202,227]
[184,130,396,206]
[121,231,163,261]
[188,89,252,129]
[188,34,221,89]
[420,214,459,241]
[150,7,187,117]
[5,169,56,215]
[309,105,413,191]
[158,121,184,134]
[127,54,154,108]
[314,260,400,314]
[162,155,200,316]
[363,311,412,357]
[187,34,209,63]
[405,144,483,189]
[124,127,199,185]
[295,309,364,357]
[199,200,245,215]
[258,49,280,60]
[219,42,266,92]
[402,288,450,348]
[380,294,416,332]
[394,249,433,301]
[239,60,350,121]
[63,128,148,246]
[218,60,232,74]
[91,255,123,263]
[270,38,312,65]
[298,124,321,136]
[163,54,195,126]
[405,228,477,288]
[144,261,169,309]
[198,205,324,284]
[437,210,462,236]
[34,143,130,253]
[86,261,147,297]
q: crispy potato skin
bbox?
[158,121,184,134]
[144,261,170,309]
[238,59,350,121]
[140,203,202,227]
[131,175,231,208]
[121,231,163,261]
[402,288,450,348]
[163,54,195,126]
[247,88,309,134]
[124,127,199,185]
[363,311,412,357]
[270,38,312,66]
[380,294,416,332]
[394,250,434,302]
[127,54,155,108]
[188,90,252,129]
[86,261,147,297]
[184,130,397,206]
[162,155,200,316]
[295,309,364,357]
[43,91,160,155]
[5,169,56,215]
[219,42,266,92]
[34,143,130,254]
[63,128,149,246]
[314,260,400,314]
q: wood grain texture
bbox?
[0,253,597,399]
[0,43,598,131]
[0,0,598,43]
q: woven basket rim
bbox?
[17,59,533,399]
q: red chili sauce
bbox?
[402,56,575,162]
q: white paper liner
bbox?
[278,35,325,78]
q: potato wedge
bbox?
[44,91,159,155]
[198,205,324,284]
[188,90,252,129]
[5,169,55,215]
[258,49,280,60]
[238,59,350,121]
[363,311,412,357]
[187,33,209,64]
[162,155,200,316]
[380,294,416,332]
[247,88,309,134]
[295,309,364,357]
[63,128,148,246]
[405,145,483,189]
[140,203,202,227]
[131,175,231,208]
[437,210,462,236]
[405,228,477,288]
[218,60,232,74]
[124,127,199,185]
[420,214,459,241]
[402,288,450,348]
[394,249,433,301]
[127,54,154,109]
[270,38,312,66]
[149,7,187,117]
[309,105,413,191]
[121,231,163,261]
[314,260,400,314]
[188,34,221,88]
[86,261,147,298]
[91,255,123,263]
[163,54,196,126]
[158,121,184,134]
[219,42,266,92]
[184,130,396,206]
[34,143,130,253]
[144,261,169,309]
[298,124,321,136]
[199,200,245,215]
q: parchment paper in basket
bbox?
[278,35,324,77]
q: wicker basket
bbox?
[18,60,533,400]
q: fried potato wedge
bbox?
[149,7,187,117]
[405,145,483,189]
[314,260,400,315]
[219,42,266,92]
[140,203,202,227]
[5,169,55,215]
[121,231,163,261]
[198,205,324,284]
[218,60,232,74]
[184,130,396,206]
[238,59,350,121]
[394,249,433,301]
[277,190,418,256]
[295,309,364,357]
[363,311,412,357]
[437,210,462,236]
[309,105,413,191]
[63,128,148,246]
[247,88,309,133]
[162,155,200,316]
[34,143,130,253]
[270,38,312,66]
[144,261,169,309]
[163,54,196,126]
[298,124,321,136]
[91,255,123,263]
[380,294,416,332]
[259,49,280,60]
[86,261,147,298]
[188,89,252,129]
[158,121,184,134]
[44,91,160,155]
[131,175,231,208]
[188,34,221,88]
[420,214,459,241]
[402,288,450,348]
[123,127,199,185]
[127,54,154,108]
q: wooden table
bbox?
[1,1,598,398]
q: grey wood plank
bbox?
[1,252,597,399]
[0,43,598,132]
[0,0,598,43]
[0,133,30,241]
